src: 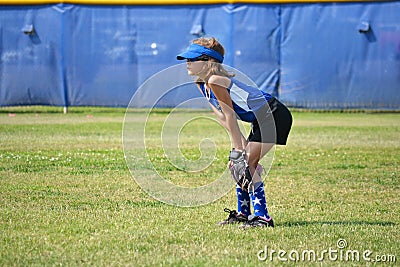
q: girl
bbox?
[177,37,292,228]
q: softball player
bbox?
[177,37,292,228]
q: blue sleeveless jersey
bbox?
[199,78,272,122]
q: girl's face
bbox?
[186,59,207,76]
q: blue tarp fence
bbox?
[0,2,399,109]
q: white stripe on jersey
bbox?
[229,84,250,112]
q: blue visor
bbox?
[177,44,224,63]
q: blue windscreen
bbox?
[0,2,399,109]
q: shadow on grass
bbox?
[280,221,396,227]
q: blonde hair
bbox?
[192,37,234,84]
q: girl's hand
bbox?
[228,160,233,169]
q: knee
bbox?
[246,156,259,169]
[245,145,263,169]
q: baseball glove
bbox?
[228,150,253,192]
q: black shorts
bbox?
[247,97,293,145]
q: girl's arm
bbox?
[209,104,248,148]
[196,83,247,149]
[207,75,246,151]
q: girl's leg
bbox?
[245,142,274,220]
[236,184,251,217]
[245,142,274,184]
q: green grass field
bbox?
[0,107,399,266]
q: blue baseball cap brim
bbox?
[177,44,224,63]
